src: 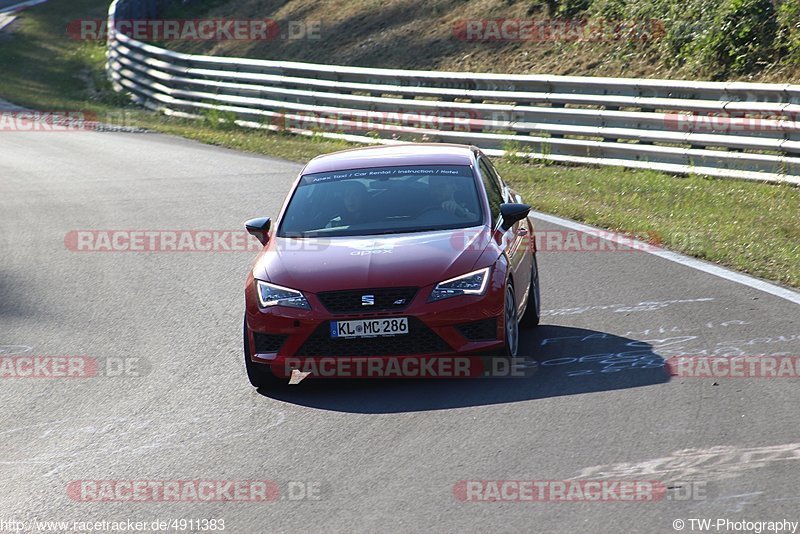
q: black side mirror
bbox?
[500,203,531,231]
[245,217,271,246]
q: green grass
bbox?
[496,163,800,288]
[0,0,798,288]
[0,0,120,111]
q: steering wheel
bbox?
[416,205,449,218]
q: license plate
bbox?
[330,317,409,338]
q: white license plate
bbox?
[330,317,409,338]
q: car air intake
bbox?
[253,332,289,353]
[295,317,450,357]
[455,318,498,341]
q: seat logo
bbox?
[361,295,375,306]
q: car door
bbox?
[478,156,533,314]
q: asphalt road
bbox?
[1,125,799,534]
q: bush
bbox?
[777,0,800,64]
[588,0,627,19]
[556,0,593,16]
[582,0,781,76]
[683,0,778,76]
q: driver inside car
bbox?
[329,180,369,227]
[429,178,477,219]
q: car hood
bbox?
[253,227,492,293]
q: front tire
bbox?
[243,316,284,389]
[503,283,519,358]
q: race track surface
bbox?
[1,127,799,533]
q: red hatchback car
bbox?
[243,144,540,387]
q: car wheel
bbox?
[243,316,284,389]
[503,283,519,358]
[520,252,541,327]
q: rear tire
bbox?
[243,316,284,389]
[520,252,541,327]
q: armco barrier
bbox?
[106,0,800,185]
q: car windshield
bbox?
[277,164,483,237]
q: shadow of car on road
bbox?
[256,324,671,413]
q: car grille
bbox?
[316,287,418,314]
[253,332,288,353]
[295,318,451,357]
[455,318,498,341]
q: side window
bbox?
[484,157,508,201]
[478,158,503,225]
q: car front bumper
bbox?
[244,268,507,378]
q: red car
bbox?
[243,144,540,387]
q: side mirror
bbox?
[500,203,530,231]
[245,217,271,246]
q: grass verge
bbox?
[0,0,798,288]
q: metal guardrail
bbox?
[107,0,800,185]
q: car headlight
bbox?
[256,280,310,309]
[429,267,491,302]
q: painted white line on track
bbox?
[0,14,15,30]
[531,209,800,306]
[0,0,47,14]
[0,0,48,31]
[0,98,27,111]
